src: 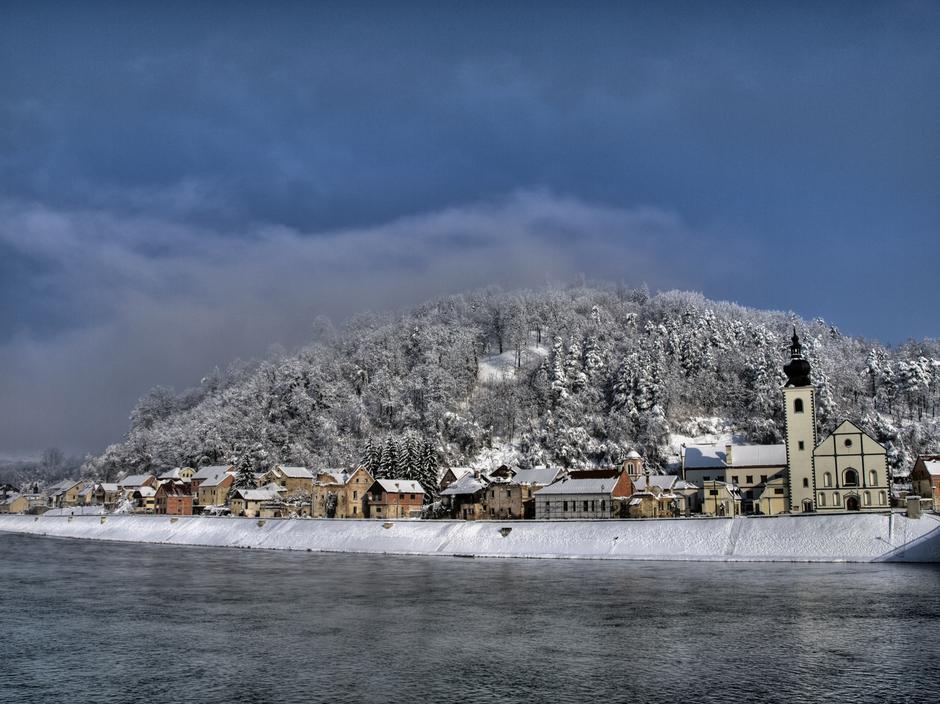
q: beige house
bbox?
[682,443,788,515]
[46,479,85,508]
[700,480,742,516]
[911,456,940,510]
[231,487,282,517]
[312,467,374,518]
[197,472,235,508]
[482,467,563,519]
[0,494,29,514]
[94,483,123,509]
[534,469,636,520]
[261,466,314,496]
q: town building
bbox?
[366,479,426,518]
[155,482,193,515]
[197,472,235,509]
[261,466,314,496]
[439,472,490,519]
[93,483,123,509]
[311,467,374,518]
[534,469,635,520]
[439,466,473,492]
[682,443,788,515]
[482,467,563,519]
[621,449,644,478]
[700,480,743,516]
[0,494,29,514]
[119,474,158,493]
[190,465,234,496]
[230,487,282,518]
[911,456,940,510]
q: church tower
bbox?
[783,330,817,512]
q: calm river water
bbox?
[1,533,939,703]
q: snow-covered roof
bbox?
[682,444,727,469]
[683,443,786,469]
[277,466,313,479]
[98,483,120,492]
[440,466,473,481]
[373,479,425,494]
[729,444,786,467]
[922,460,940,477]
[633,475,677,491]
[0,493,22,504]
[510,468,561,486]
[439,473,487,496]
[536,471,625,496]
[625,449,641,459]
[120,474,154,487]
[233,488,280,501]
[46,479,77,495]
[193,465,232,480]
[158,468,182,480]
[199,472,234,488]
[133,486,156,498]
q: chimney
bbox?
[725,444,733,466]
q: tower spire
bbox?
[784,329,812,387]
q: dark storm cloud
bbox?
[1,1,938,453]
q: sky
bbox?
[1,1,938,456]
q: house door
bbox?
[845,496,860,511]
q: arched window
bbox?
[879,491,887,505]
[834,492,841,506]
[818,493,826,507]
[844,469,858,487]
[864,491,871,506]
[869,470,877,486]
[794,398,804,414]
[802,477,809,488]
[823,472,832,487]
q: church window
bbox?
[833,492,841,506]
[794,398,804,413]
[802,478,809,488]
[818,493,826,506]
[798,441,805,450]
[823,472,832,487]
[844,469,859,487]
[844,438,853,448]
[864,492,871,506]
[879,491,887,505]
[869,470,877,485]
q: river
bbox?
[1,533,938,703]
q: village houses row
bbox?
[2,333,939,520]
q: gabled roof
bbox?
[633,475,677,491]
[199,472,234,488]
[46,479,78,495]
[509,467,562,486]
[193,465,233,480]
[439,472,488,496]
[439,466,473,482]
[132,486,156,498]
[158,468,182,480]
[816,420,887,452]
[535,470,624,496]
[232,487,280,501]
[921,460,940,477]
[120,473,154,487]
[277,466,313,479]
[156,482,190,497]
[373,479,425,494]
[97,483,120,492]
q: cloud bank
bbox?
[0,191,723,455]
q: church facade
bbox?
[783,331,891,513]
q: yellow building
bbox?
[700,481,742,517]
[0,494,29,514]
[312,467,374,518]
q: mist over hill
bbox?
[81,285,940,481]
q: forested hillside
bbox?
[83,285,940,481]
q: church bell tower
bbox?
[783,329,817,512]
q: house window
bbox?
[590,500,595,512]
[601,500,606,512]
[731,476,739,484]
[506,490,511,498]
[774,488,784,495]
[794,398,804,413]
[353,506,357,515]
[583,501,588,512]
[760,475,768,483]
[563,501,568,512]
[490,491,495,499]
[410,494,415,500]
[709,490,718,496]
[869,470,877,486]
[844,469,858,487]
[746,475,753,484]
[704,476,711,481]
[824,472,832,487]
[802,478,809,488]
[353,491,357,499]
[798,441,805,450]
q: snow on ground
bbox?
[1,512,938,563]
[478,345,548,382]
[42,506,106,516]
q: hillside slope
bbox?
[83,285,940,480]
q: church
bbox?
[682,331,891,514]
[782,331,891,513]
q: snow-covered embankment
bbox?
[1,512,939,562]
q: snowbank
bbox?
[1,513,938,562]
